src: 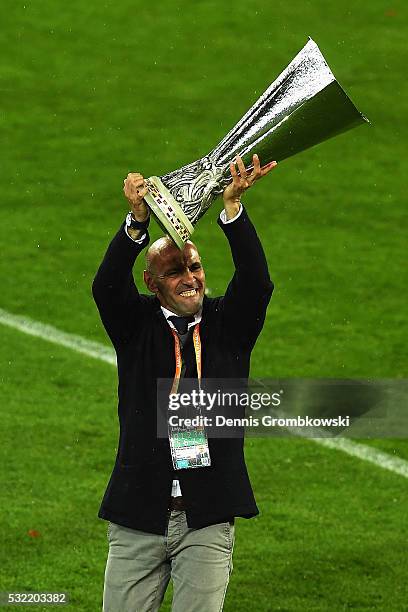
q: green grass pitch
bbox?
[0,0,407,610]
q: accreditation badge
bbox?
[169,425,211,470]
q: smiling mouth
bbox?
[179,289,198,297]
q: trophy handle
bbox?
[143,176,195,249]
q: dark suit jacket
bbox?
[92,207,273,535]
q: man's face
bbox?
[144,241,205,316]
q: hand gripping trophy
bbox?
[143,38,368,247]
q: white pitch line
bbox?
[1,307,407,480]
[314,437,408,479]
[0,307,116,366]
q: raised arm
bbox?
[92,173,151,349]
[218,155,277,348]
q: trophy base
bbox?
[144,176,195,249]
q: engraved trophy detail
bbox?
[144,38,369,248]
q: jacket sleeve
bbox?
[217,207,274,349]
[92,224,150,350]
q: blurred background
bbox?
[1,1,407,609]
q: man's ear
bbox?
[143,270,158,294]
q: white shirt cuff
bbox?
[124,225,147,243]
[219,203,243,224]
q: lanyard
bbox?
[170,324,201,395]
[168,322,211,470]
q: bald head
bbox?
[145,237,197,275]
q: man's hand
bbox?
[123,172,150,222]
[222,154,277,220]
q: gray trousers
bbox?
[103,510,235,612]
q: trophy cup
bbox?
[144,37,369,248]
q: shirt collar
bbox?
[161,306,202,331]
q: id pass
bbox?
[169,427,211,470]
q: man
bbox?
[93,154,277,611]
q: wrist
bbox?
[124,213,148,242]
[133,212,150,223]
[223,198,241,220]
[132,212,150,223]
[125,212,150,240]
[126,211,150,228]
[126,200,150,223]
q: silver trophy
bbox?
[144,37,369,247]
